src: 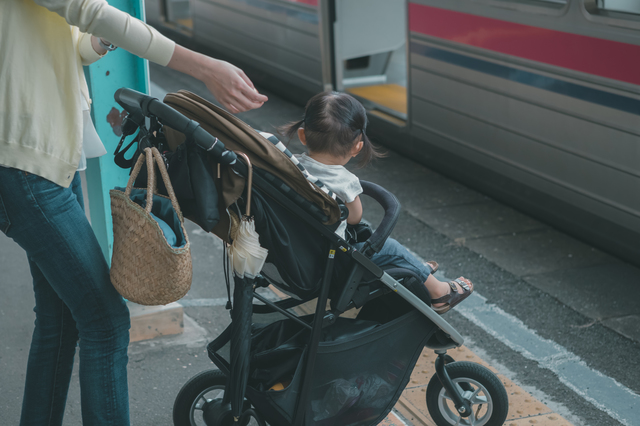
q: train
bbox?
[144,0,640,267]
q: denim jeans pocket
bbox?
[0,193,10,234]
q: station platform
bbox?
[1,64,638,425]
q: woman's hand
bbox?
[167,45,267,113]
[90,35,108,55]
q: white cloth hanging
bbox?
[77,96,108,171]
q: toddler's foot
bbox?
[425,275,473,314]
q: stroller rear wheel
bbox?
[173,369,257,426]
[426,362,508,426]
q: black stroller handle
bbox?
[114,88,237,165]
[359,180,400,255]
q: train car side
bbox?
[144,0,640,266]
[406,0,640,266]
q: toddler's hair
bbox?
[280,91,383,167]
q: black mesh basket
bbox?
[208,307,437,426]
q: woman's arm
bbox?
[37,0,268,112]
[346,196,363,225]
[166,45,266,113]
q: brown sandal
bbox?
[426,261,439,273]
[431,278,473,314]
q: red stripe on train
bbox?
[284,0,318,6]
[408,3,640,86]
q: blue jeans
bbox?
[0,168,130,426]
[354,237,434,283]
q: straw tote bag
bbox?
[110,147,192,305]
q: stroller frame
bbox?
[114,88,506,426]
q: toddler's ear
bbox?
[297,128,307,145]
[351,140,364,157]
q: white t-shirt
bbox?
[77,97,108,171]
[296,153,362,238]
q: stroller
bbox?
[114,88,509,426]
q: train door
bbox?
[325,0,408,125]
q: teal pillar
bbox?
[85,0,150,264]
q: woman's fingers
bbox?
[215,76,267,112]
[223,85,267,112]
[231,71,268,108]
[220,93,256,113]
[238,69,255,90]
[167,48,267,112]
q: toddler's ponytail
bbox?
[279,91,385,167]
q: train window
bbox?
[500,0,566,5]
[596,0,640,15]
[584,0,640,29]
[472,0,568,15]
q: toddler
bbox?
[282,91,473,314]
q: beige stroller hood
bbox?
[161,90,342,241]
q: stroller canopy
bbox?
[162,90,342,235]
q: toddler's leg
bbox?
[357,238,473,313]
[425,274,473,313]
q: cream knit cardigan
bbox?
[0,0,175,187]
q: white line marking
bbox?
[456,292,639,426]
[180,298,229,307]
[405,250,639,425]
[389,409,411,425]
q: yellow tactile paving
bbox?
[396,346,573,426]
[267,286,572,426]
[347,84,408,115]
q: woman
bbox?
[0,0,267,424]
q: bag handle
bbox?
[126,151,146,196]
[125,147,185,221]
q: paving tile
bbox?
[524,264,640,320]
[350,150,443,186]
[128,302,184,342]
[409,201,546,241]
[601,315,640,344]
[464,229,619,277]
[363,173,489,213]
[350,153,489,213]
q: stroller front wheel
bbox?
[173,369,232,426]
[426,361,508,426]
